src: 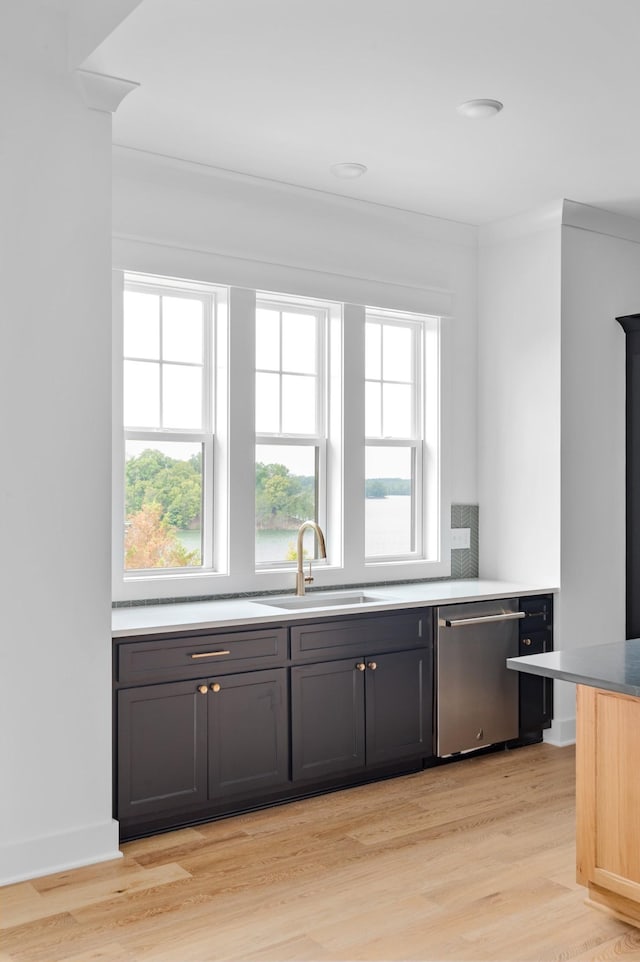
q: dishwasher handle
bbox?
[444,611,526,628]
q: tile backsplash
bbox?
[450,503,479,579]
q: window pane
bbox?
[162,296,203,364]
[365,446,413,557]
[123,291,159,360]
[282,312,316,374]
[282,374,316,433]
[163,363,202,429]
[365,381,382,437]
[365,322,381,379]
[255,444,317,564]
[256,372,280,433]
[124,440,203,570]
[124,360,160,428]
[256,307,280,371]
[383,383,413,437]
[383,325,413,382]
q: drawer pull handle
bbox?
[210,683,221,693]
[522,637,532,647]
[197,685,208,695]
[355,662,366,672]
[368,661,377,671]
[191,650,231,659]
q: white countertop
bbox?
[112,579,556,637]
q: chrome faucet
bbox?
[295,521,327,595]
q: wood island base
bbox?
[576,684,640,929]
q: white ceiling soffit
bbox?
[88,0,640,226]
[67,0,145,70]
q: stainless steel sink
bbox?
[260,591,387,610]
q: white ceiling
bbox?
[89,0,640,226]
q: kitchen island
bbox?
[508,641,640,928]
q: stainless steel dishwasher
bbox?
[435,598,524,756]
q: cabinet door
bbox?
[519,630,553,733]
[576,685,640,924]
[291,659,365,781]
[118,680,208,819]
[207,669,289,798]
[365,648,432,766]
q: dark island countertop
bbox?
[507,639,640,698]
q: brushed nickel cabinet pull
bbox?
[190,650,231,659]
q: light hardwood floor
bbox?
[3,744,640,962]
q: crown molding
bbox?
[478,201,564,247]
[74,68,139,114]
[562,199,640,245]
[112,145,478,249]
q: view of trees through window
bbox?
[124,442,203,570]
[122,280,211,573]
[255,444,317,563]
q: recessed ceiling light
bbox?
[330,162,368,179]
[457,99,503,119]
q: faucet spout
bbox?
[295,521,327,595]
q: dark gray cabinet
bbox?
[518,595,554,738]
[117,665,289,826]
[519,630,553,734]
[207,669,288,797]
[114,598,551,842]
[365,648,430,765]
[117,680,208,819]
[291,658,366,780]
[291,646,431,781]
[112,605,438,840]
[616,314,640,637]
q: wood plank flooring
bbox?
[3,744,640,961]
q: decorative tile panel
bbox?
[450,503,479,578]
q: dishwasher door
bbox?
[435,599,523,757]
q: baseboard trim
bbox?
[0,819,121,887]
[544,716,576,747]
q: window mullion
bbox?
[278,311,283,434]
[158,295,164,429]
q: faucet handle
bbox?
[305,559,314,584]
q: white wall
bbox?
[0,2,120,883]
[478,202,640,746]
[112,147,479,507]
[477,209,562,586]
[554,216,640,742]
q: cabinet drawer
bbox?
[519,628,552,657]
[117,628,287,684]
[291,610,429,663]
[519,595,553,632]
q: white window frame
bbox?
[254,293,331,570]
[111,264,446,603]
[364,309,435,565]
[113,272,227,591]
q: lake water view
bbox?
[176,495,411,563]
